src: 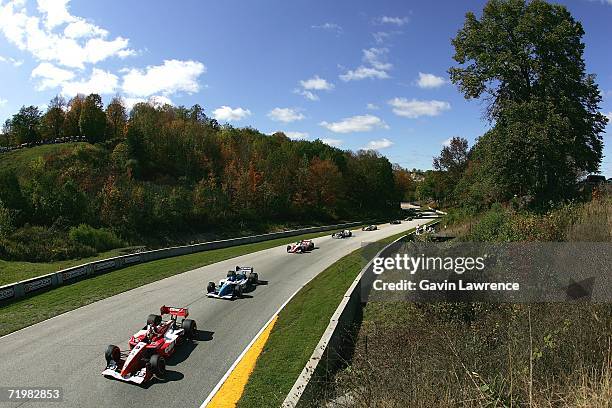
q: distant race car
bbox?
[405,216,414,221]
[332,229,353,238]
[287,239,315,253]
[102,306,197,385]
[362,225,378,231]
[207,266,259,299]
[390,220,402,224]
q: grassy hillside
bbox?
[312,197,612,407]
[0,143,87,175]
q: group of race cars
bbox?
[102,219,418,385]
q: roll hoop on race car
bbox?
[286,239,315,253]
[332,229,353,238]
[207,266,259,299]
[102,306,197,384]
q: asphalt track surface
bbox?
[0,218,434,408]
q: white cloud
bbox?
[296,75,333,101]
[363,48,392,70]
[366,103,379,110]
[0,55,23,67]
[64,19,108,39]
[267,107,305,123]
[284,131,309,140]
[372,31,390,44]
[416,72,446,89]
[320,114,388,133]
[363,138,394,150]
[300,75,334,91]
[213,106,251,122]
[321,138,342,147]
[60,68,118,96]
[340,48,392,82]
[340,66,389,81]
[37,0,75,28]
[606,112,612,121]
[379,16,409,26]
[311,23,342,35]
[31,62,75,90]
[121,59,206,97]
[0,0,135,69]
[388,98,451,118]
[0,98,7,107]
[442,137,453,147]
[122,95,173,111]
[294,89,319,101]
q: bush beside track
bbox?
[0,229,355,337]
[236,229,417,408]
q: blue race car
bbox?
[206,266,259,299]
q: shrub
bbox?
[68,224,124,252]
[0,226,96,262]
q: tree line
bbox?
[0,96,407,261]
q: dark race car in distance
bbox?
[390,220,402,224]
[102,306,196,385]
[287,239,315,253]
[362,225,378,231]
[332,229,353,238]
[207,266,259,299]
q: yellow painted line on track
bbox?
[207,315,279,407]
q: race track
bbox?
[0,217,434,408]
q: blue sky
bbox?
[0,0,611,175]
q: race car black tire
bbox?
[105,344,120,364]
[248,272,258,285]
[207,281,216,293]
[182,319,196,339]
[150,354,166,377]
[235,285,243,298]
[227,270,236,278]
[147,314,162,326]
[286,245,291,252]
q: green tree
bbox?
[63,95,84,137]
[41,96,66,141]
[79,93,107,143]
[105,96,127,140]
[8,105,42,144]
[449,0,607,203]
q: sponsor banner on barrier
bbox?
[0,287,15,300]
[24,277,53,293]
[123,255,141,264]
[94,260,116,271]
[61,266,88,281]
[360,239,612,303]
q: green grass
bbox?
[0,142,86,174]
[237,229,414,408]
[0,229,353,337]
[0,247,140,286]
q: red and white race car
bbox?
[102,306,197,384]
[286,239,315,253]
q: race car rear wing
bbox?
[160,305,189,318]
[235,266,253,273]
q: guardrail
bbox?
[282,219,440,407]
[0,221,363,304]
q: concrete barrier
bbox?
[0,222,362,304]
[282,219,440,408]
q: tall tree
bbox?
[41,95,66,141]
[105,97,128,140]
[8,105,42,144]
[79,93,106,144]
[63,95,85,137]
[449,0,607,203]
[433,137,469,177]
